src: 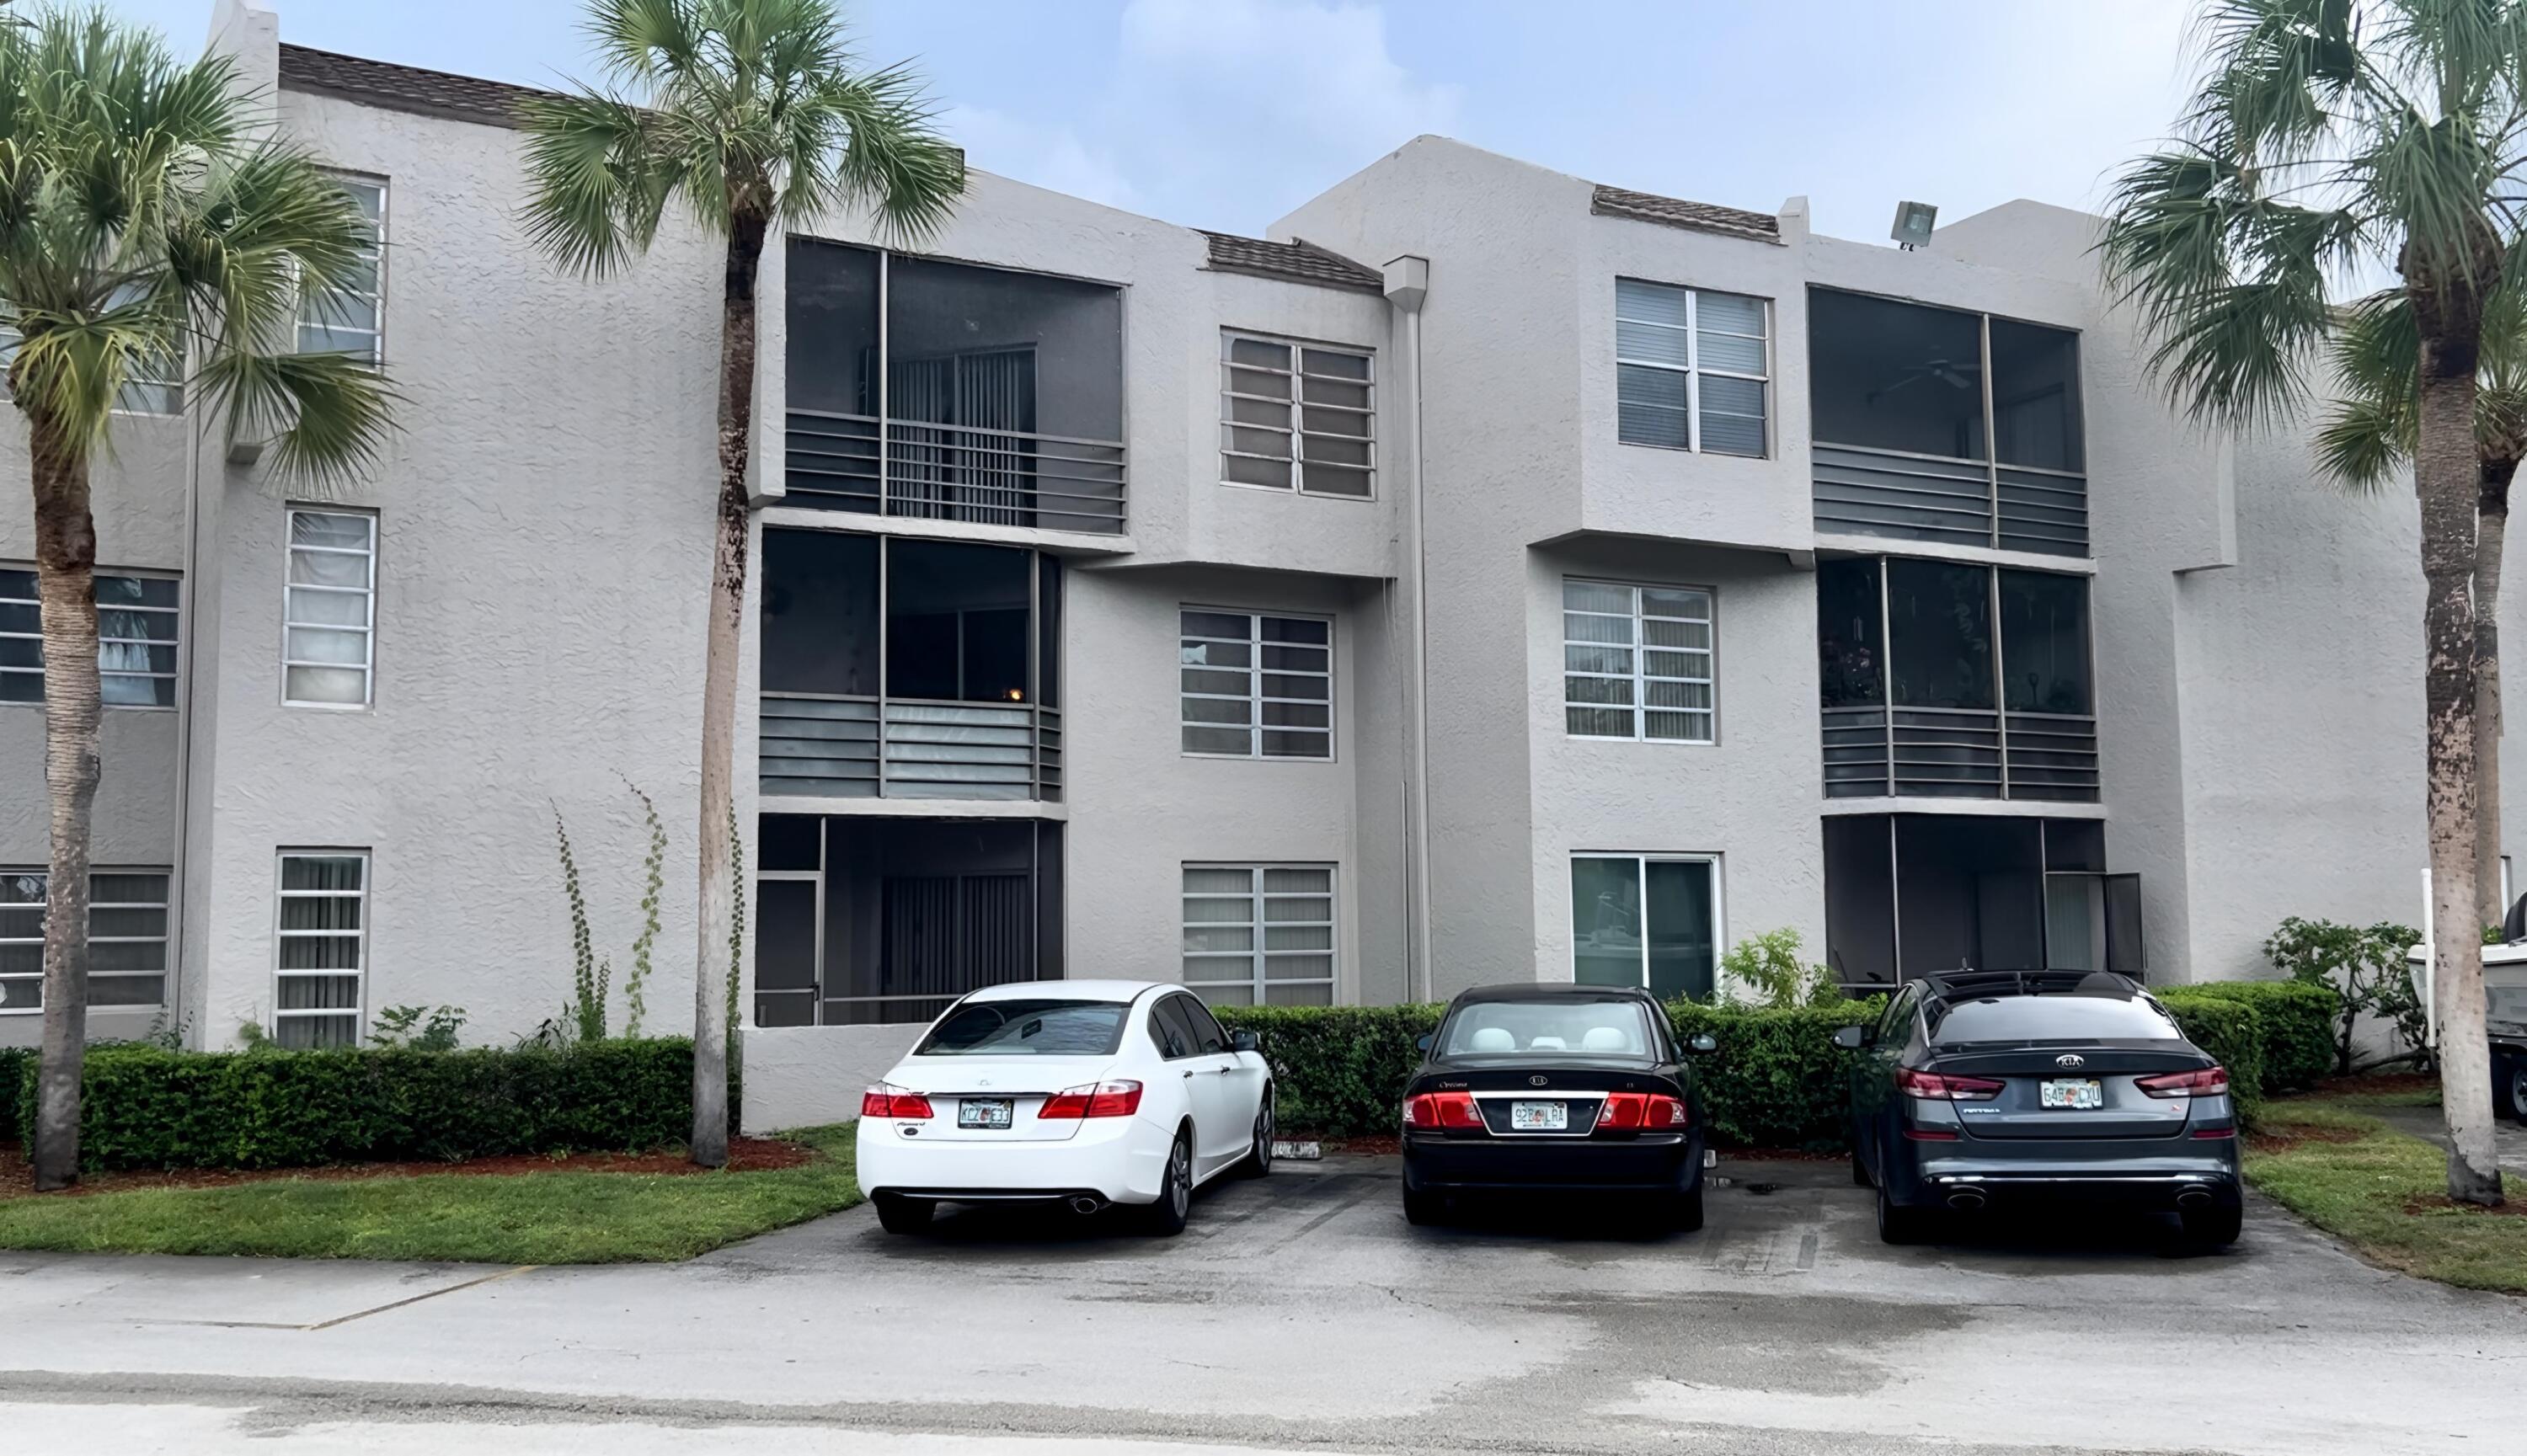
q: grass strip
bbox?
[2247,1101,2527,1293]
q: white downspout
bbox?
[1383,256,1431,1004]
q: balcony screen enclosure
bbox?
[786,239,1126,532]
[1823,814,2140,988]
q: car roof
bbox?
[1450,983,1660,1005]
[962,979,1167,1005]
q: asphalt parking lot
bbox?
[3,1149,2523,1455]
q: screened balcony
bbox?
[1808,289,2086,556]
[1818,556,2097,803]
[784,240,1126,534]
[760,529,1061,802]
[1823,815,2142,987]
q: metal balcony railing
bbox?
[783,409,1127,535]
[761,692,1063,802]
[1822,706,2098,803]
[1811,442,2087,557]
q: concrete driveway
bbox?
[1,1152,2521,1456]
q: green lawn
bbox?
[2247,1101,2527,1294]
[0,1123,860,1264]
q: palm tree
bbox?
[521,0,962,1166]
[2316,287,2527,942]
[0,9,395,1191]
[2102,0,2521,1205]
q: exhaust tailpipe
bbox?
[2175,1186,2213,1210]
[1946,1190,1987,1212]
[1067,1195,1105,1216]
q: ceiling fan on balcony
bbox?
[1867,358,1980,404]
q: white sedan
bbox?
[856,979,1275,1235]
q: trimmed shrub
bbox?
[2154,990,2266,1119]
[2160,979,2335,1091]
[13,1037,693,1171]
[0,1046,30,1143]
[1670,999,1884,1149]
[1213,1004,1441,1136]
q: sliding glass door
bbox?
[1569,854,1720,1000]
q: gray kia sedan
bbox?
[1835,969,2241,1248]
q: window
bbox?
[1220,333,1375,497]
[1615,279,1769,456]
[1569,855,1718,1000]
[1179,609,1332,758]
[300,177,385,365]
[273,851,367,1048]
[0,868,169,1013]
[0,568,179,707]
[1562,579,1714,742]
[915,998,1129,1056]
[1177,992,1231,1053]
[1442,995,1659,1057]
[283,509,377,707]
[1181,863,1335,1006]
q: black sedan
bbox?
[1400,984,1715,1230]
[1837,969,2242,1248]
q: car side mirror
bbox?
[1414,1033,1434,1053]
[1831,1025,1871,1050]
[1686,1032,1718,1054]
[1230,1030,1261,1054]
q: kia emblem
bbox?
[1529,1075,1549,1087]
[2055,1053,2085,1068]
[977,1077,992,1087]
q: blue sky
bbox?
[104,0,2198,243]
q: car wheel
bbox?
[1876,1182,1931,1245]
[2504,1056,2527,1126]
[873,1194,934,1235]
[2181,1202,2244,1250]
[1851,1128,1873,1187]
[1668,1183,1705,1235]
[1143,1131,1194,1236]
[1237,1088,1275,1177]
[1402,1186,1445,1226]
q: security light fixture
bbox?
[1891,200,1938,250]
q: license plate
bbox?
[957,1098,1014,1129]
[2039,1079,2104,1110]
[1510,1101,1568,1131]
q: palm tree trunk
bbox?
[2476,461,2514,935]
[2416,313,2505,1206]
[690,210,769,1168]
[28,409,99,1192]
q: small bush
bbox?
[2152,990,2267,1120]
[1718,928,1840,1009]
[13,1037,694,1171]
[2263,917,2428,1073]
[1213,1005,1440,1135]
[2160,979,2335,1091]
[0,1046,30,1143]
[1671,998,1885,1149]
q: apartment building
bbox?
[0,1,2468,1131]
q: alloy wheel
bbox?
[1169,1139,1192,1218]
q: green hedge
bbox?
[0,1046,30,1144]
[12,1037,693,1171]
[2154,991,2266,1119]
[1670,1000,1884,1150]
[1214,1005,1440,1136]
[2159,979,2335,1091]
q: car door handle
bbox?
[1216,1065,1233,1075]
[1183,1069,1196,1079]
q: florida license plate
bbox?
[1510,1101,1568,1131]
[2039,1079,2104,1110]
[958,1098,1014,1129]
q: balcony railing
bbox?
[1821,706,2098,803]
[761,692,1063,802]
[1811,443,2087,557]
[783,409,1127,535]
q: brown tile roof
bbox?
[278,44,553,130]
[1589,184,1781,244]
[1199,232,1386,294]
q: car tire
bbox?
[873,1194,934,1235]
[1876,1182,1931,1245]
[1851,1130,1873,1187]
[1143,1130,1194,1236]
[2181,1202,2244,1250]
[1669,1183,1706,1235]
[1237,1088,1275,1177]
[1402,1185,1445,1227]
[2503,1055,2527,1126]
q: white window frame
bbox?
[299,174,387,366]
[0,565,180,709]
[1561,578,1718,744]
[1568,852,1724,994]
[1615,278,1771,457]
[1180,861,1338,1007]
[271,850,370,1048]
[0,867,170,1015]
[1178,606,1334,760]
[1219,330,1376,499]
[282,507,377,709]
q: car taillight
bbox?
[1896,1068,2003,1102]
[2191,1127,2237,1139]
[1402,1091,1483,1129]
[2138,1066,2230,1099]
[1039,1080,1144,1118]
[1596,1093,1690,1129]
[862,1084,933,1120]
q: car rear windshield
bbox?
[1926,994,2182,1043]
[1442,999,1659,1057]
[916,999,1130,1056]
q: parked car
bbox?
[856,980,1274,1235]
[1835,969,2242,1248]
[1399,984,1715,1230]
[2412,938,2527,1125]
